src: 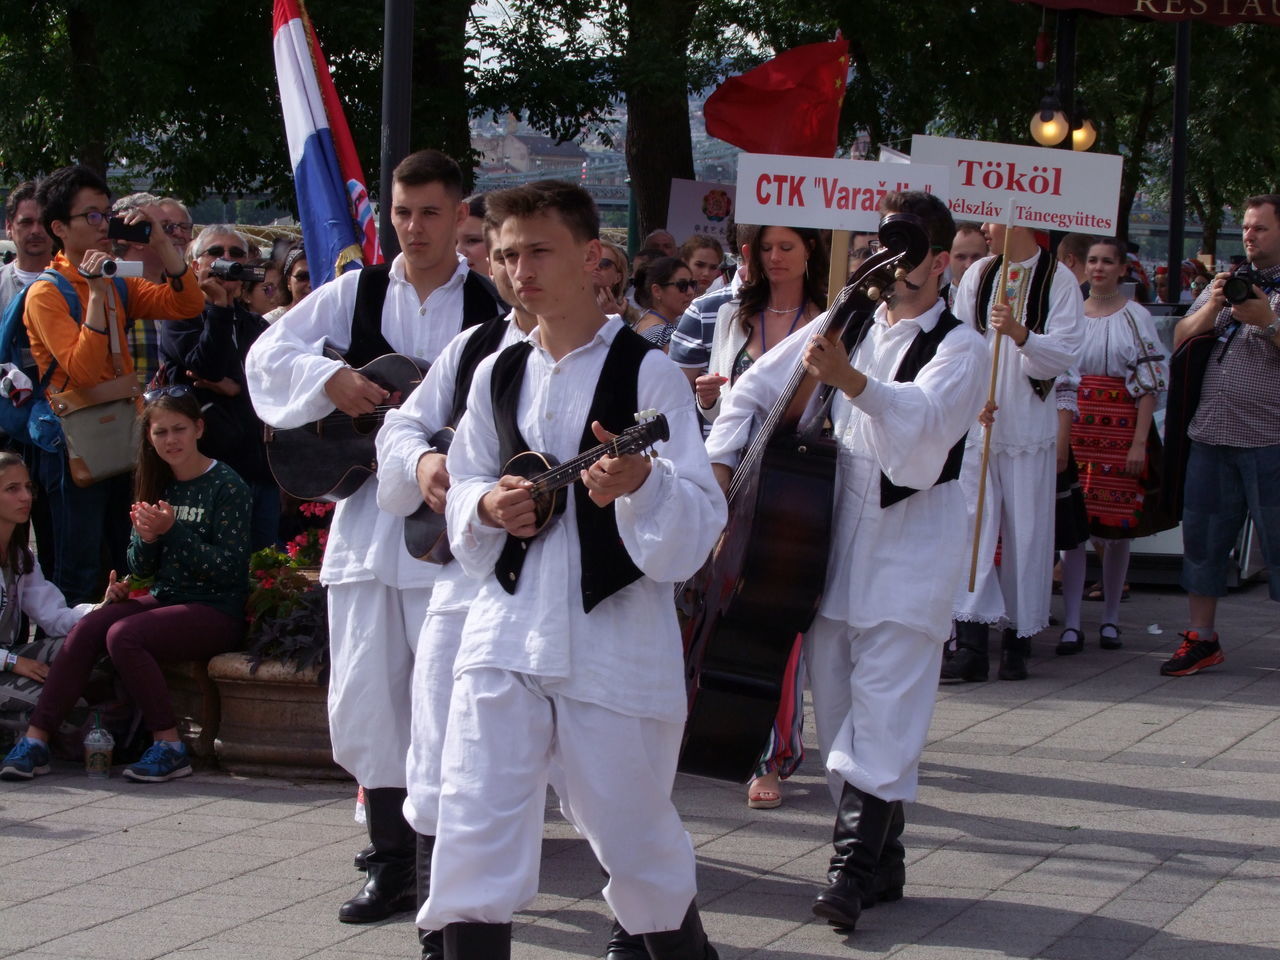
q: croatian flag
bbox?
[273,0,381,286]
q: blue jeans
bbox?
[32,446,132,605]
[1180,441,1280,600]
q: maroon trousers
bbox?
[30,595,243,735]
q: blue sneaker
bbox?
[0,737,52,781]
[123,740,192,783]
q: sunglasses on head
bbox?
[143,384,193,405]
[661,279,697,293]
[201,244,247,259]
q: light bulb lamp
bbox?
[1030,90,1068,146]
[1071,106,1097,151]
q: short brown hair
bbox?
[392,149,464,198]
[1245,194,1280,219]
[880,191,954,252]
[680,234,724,263]
[1056,232,1092,264]
[484,179,599,243]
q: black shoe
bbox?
[642,902,718,959]
[861,800,905,909]
[939,647,988,683]
[1055,628,1084,656]
[417,833,443,959]
[605,917,649,959]
[442,921,511,960]
[1160,631,1224,676]
[997,629,1028,681]
[814,784,894,931]
[354,843,374,872]
[813,871,864,929]
[338,787,417,923]
[1099,623,1123,650]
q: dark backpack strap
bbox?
[345,264,394,368]
[449,314,510,428]
[491,341,535,594]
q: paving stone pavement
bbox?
[0,582,1276,959]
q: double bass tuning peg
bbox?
[894,267,908,281]
[866,286,881,301]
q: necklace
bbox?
[758,305,806,353]
[1089,289,1124,302]
[765,303,803,314]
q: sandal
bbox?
[1099,623,1123,650]
[1055,628,1084,656]
[1085,583,1131,602]
[747,775,783,809]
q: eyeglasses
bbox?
[200,244,248,259]
[661,279,697,293]
[69,210,107,226]
[143,384,193,405]
[597,258,616,270]
[260,282,278,296]
[292,271,311,284]
[162,221,193,236]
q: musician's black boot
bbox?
[442,921,511,960]
[862,800,905,908]
[813,783,895,931]
[998,628,1029,681]
[604,917,649,959]
[338,787,417,923]
[416,833,444,960]
[641,901,719,959]
[940,621,989,683]
[353,842,374,872]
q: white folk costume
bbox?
[706,300,988,804]
[375,312,529,837]
[420,318,725,937]
[951,251,1084,637]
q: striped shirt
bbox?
[669,271,743,369]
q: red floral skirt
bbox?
[1071,375,1146,534]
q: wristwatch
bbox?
[1264,316,1280,340]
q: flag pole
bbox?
[967,213,1015,592]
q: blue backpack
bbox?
[0,269,128,449]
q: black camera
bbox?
[209,258,266,283]
[106,216,152,244]
[1222,263,1265,305]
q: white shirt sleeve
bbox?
[443,356,509,580]
[18,561,94,638]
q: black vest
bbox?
[490,327,655,612]
[345,263,506,368]
[974,248,1057,400]
[842,308,968,508]
[448,313,511,428]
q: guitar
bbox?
[676,214,931,783]
[403,427,456,564]
[264,353,428,501]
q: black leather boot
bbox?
[812,783,895,930]
[642,901,719,959]
[442,921,511,960]
[416,833,444,960]
[861,800,905,908]
[604,917,649,959]
[338,787,417,923]
[939,621,989,683]
[998,628,1028,681]
[353,843,374,872]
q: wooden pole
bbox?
[827,230,850,309]
[967,220,1016,592]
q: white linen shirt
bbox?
[954,252,1084,455]
[706,299,990,643]
[246,254,472,588]
[376,313,530,614]
[444,317,726,723]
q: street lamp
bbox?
[1071,106,1098,151]
[1030,89,1069,146]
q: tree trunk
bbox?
[65,7,108,175]
[413,0,476,187]
[1115,72,1159,249]
[623,0,698,239]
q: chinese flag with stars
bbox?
[704,39,849,158]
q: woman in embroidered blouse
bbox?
[0,389,250,784]
[1057,238,1168,655]
[631,255,696,350]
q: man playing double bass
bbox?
[705,192,989,933]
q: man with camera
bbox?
[112,192,172,384]
[159,225,278,550]
[1,181,53,320]
[23,164,204,603]
[1168,193,1280,676]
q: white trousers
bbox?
[804,617,944,804]
[403,607,464,836]
[420,668,696,935]
[954,444,1056,637]
[326,580,432,788]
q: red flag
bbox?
[704,39,849,158]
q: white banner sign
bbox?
[910,134,1123,236]
[733,154,951,232]
[665,179,736,248]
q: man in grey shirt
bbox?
[0,182,52,320]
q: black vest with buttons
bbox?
[490,326,655,612]
[973,248,1057,401]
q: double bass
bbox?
[677,214,931,783]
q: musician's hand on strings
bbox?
[802,335,866,399]
[324,368,389,417]
[989,302,1029,346]
[581,420,651,507]
[479,475,537,537]
[977,400,998,428]
[694,373,727,410]
[416,451,450,513]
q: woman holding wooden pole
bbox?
[943,223,1084,683]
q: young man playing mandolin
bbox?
[419,180,725,959]
[706,192,988,934]
[245,150,504,925]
